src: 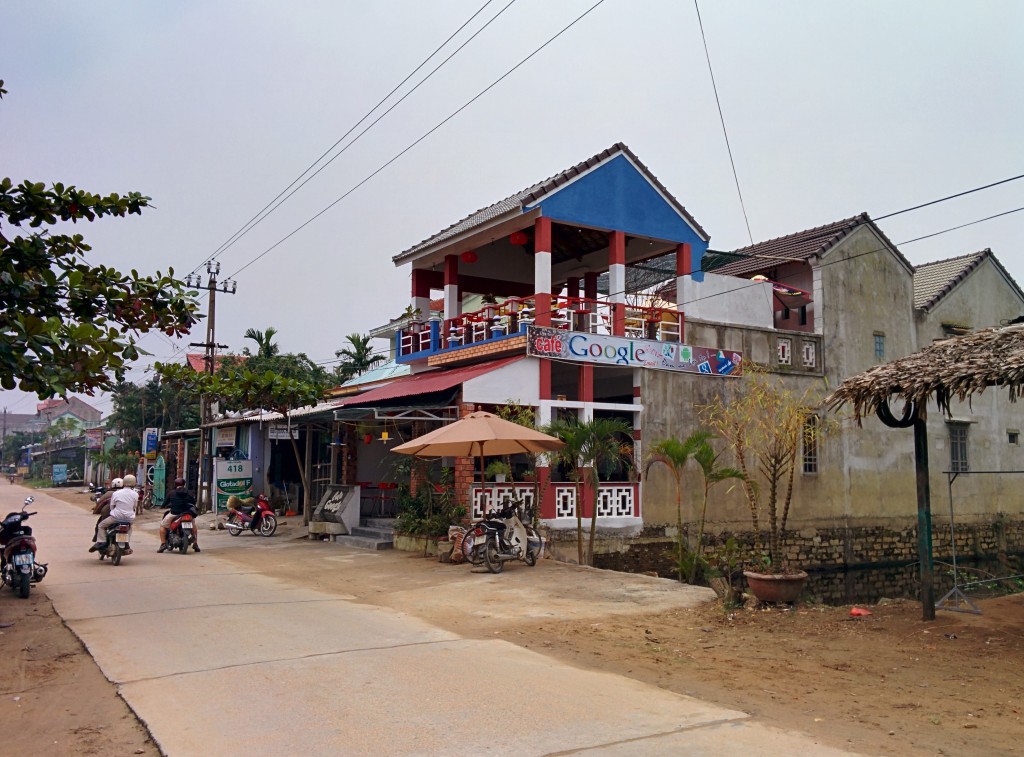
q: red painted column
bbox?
[578,365,593,402]
[583,271,598,301]
[675,242,691,342]
[534,217,553,327]
[609,230,626,336]
[444,254,460,321]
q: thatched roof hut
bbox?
[826,323,1024,420]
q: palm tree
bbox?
[243,326,280,358]
[335,333,383,380]
[546,416,634,566]
[645,431,708,582]
[689,436,744,583]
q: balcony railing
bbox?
[469,481,639,520]
[397,296,685,360]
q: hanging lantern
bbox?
[460,250,478,264]
[363,433,373,445]
[508,231,529,246]
[379,430,390,442]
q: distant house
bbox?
[3,397,103,439]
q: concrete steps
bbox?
[333,518,394,551]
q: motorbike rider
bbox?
[158,477,200,553]
[91,477,122,542]
[90,474,138,552]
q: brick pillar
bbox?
[454,403,476,517]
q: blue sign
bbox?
[52,463,67,484]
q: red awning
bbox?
[334,357,524,407]
[750,276,812,310]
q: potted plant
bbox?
[485,459,511,483]
[704,537,742,607]
[702,367,832,603]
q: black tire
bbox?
[18,571,30,598]
[226,517,242,537]
[111,544,122,566]
[524,548,537,567]
[178,534,188,554]
[484,537,504,574]
[258,514,278,537]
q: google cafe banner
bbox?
[526,326,741,377]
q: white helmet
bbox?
[122,474,137,488]
[110,477,124,489]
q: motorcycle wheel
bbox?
[111,544,122,566]
[226,517,242,537]
[258,514,278,537]
[18,571,30,598]
[484,537,504,574]
[523,548,537,567]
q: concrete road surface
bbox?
[6,487,863,756]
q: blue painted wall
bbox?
[524,154,708,279]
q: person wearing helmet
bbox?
[159,477,200,553]
[90,477,123,542]
[90,474,138,552]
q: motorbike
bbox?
[97,520,133,565]
[454,500,540,574]
[225,493,278,537]
[1,496,48,597]
[90,484,107,503]
[164,509,198,554]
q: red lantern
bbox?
[363,434,373,445]
[460,250,478,264]
[508,231,529,246]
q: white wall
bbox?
[678,273,774,329]
[463,358,539,406]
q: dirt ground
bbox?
[6,488,1024,756]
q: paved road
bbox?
[7,487,863,756]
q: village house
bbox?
[326,143,1024,602]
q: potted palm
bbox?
[702,368,831,603]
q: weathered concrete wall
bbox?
[678,273,775,328]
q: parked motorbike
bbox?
[1,496,48,597]
[97,521,133,565]
[90,484,107,503]
[225,494,278,537]
[165,509,198,554]
[455,501,540,573]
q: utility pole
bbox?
[186,261,236,515]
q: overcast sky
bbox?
[2,0,1022,416]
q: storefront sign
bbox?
[215,426,237,448]
[143,427,160,460]
[214,459,252,513]
[51,463,67,485]
[85,427,104,450]
[268,424,299,440]
[526,326,741,376]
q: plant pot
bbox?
[743,569,808,603]
[493,474,507,483]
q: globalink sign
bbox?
[526,326,741,377]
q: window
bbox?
[799,305,808,326]
[948,423,969,473]
[1009,430,1020,446]
[777,337,792,365]
[802,413,819,474]
[873,332,885,361]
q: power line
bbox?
[189,0,509,277]
[694,0,753,246]
[874,173,1024,221]
[225,0,609,281]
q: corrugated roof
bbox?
[334,357,523,407]
[913,249,990,311]
[394,143,707,262]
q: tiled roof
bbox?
[912,249,999,311]
[185,353,243,372]
[706,213,911,278]
[394,142,707,262]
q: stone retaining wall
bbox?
[543,516,1024,604]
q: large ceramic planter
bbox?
[743,569,808,603]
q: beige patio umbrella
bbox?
[392,411,565,509]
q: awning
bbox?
[750,275,813,310]
[333,357,524,408]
